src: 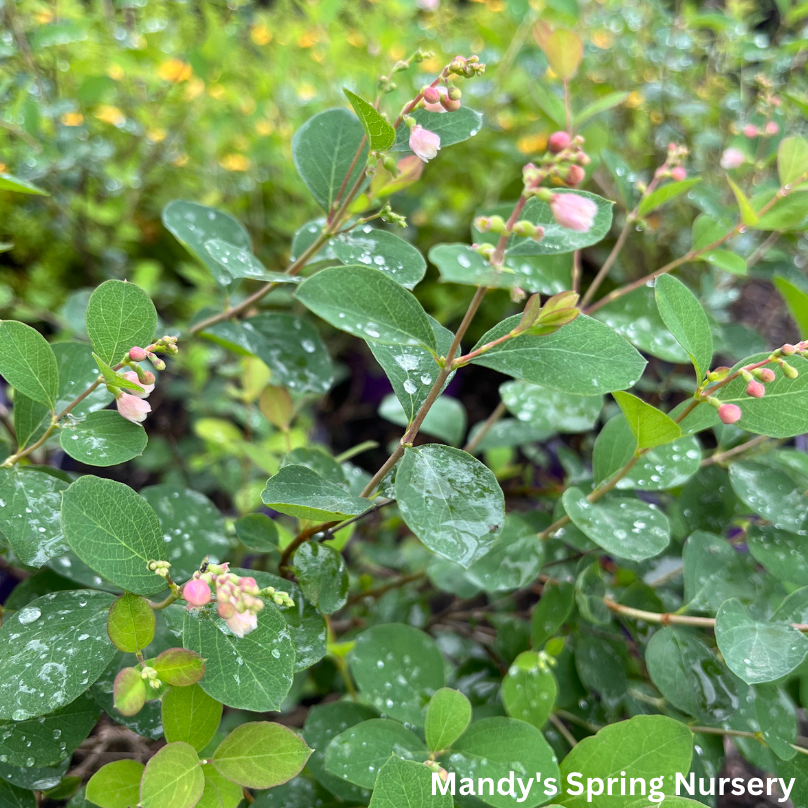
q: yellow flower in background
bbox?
[208,85,225,99]
[0,164,7,173]
[650,111,664,124]
[219,154,250,172]
[60,112,84,126]
[297,83,317,102]
[298,30,318,48]
[422,56,442,72]
[240,99,257,115]
[172,153,189,167]
[592,30,613,49]
[311,50,325,63]
[517,133,548,155]
[95,105,125,126]
[546,67,558,80]
[485,0,504,12]
[625,91,644,108]
[251,23,273,45]
[185,78,205,101]
[256,120,274,136]
[107,64,125,81]
[389,44,405,60]
[34,10,53,24]
[496,111,515,130]
[157,59,193,83]
[346,30,365,48]
[147,128,166,143]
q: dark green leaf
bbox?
[344,88,396,151]
[0,321,58,409]
[60,411,147,467]
[293,542,348,614]
[391,108,483,152]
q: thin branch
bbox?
[463,401,507,454]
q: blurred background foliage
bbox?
[1,0,804,510]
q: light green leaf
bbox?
[86,280,157,366]
[379,394,466,446]
[655,274,713,380]
[333,228,426,289]
[0,173,48,196]
[698,249,747,275]
[368,755,453,808]
[212,722,311,789]
[574,91,630,126]
[261,465,368,522]
[234,513,279,551]
[197,763,243,808]
[692,214,729,251]
[425,688,472,753]
[348,623,444,726]
[162,201,252,287]
[60,410,147,467]
[637,178,702,217]
[324,718,427,788]
[107,593,155,653]
[531,581,574,648]
[344,88,396,151]
[61,476,168,596]
[501,651,557,729]
[715,599,808,684]
[612,391,681,450]
[181,606,295,712]
[0,590,116,720]
[562,488,670,561]
[140,742,204,808]
[500,381,602,434]
[446,717,560,808]
[0,692,99,768]
[396,445,505,568]
[86,760,144,808]
[292,108,368,210]
[471,314,646,396]
[778,135,808,186]
[391,107,483,152]
[727,176,759,226]
[293,542,348,614]
[530,84,566,129]
[729,460,808,533]
[368,318,454,423]
[0,467,68,566]
[204,239,302,284]
[646,627,738,722]
[162,684,222,752]
[774,274,808,337]
[141,485,230,582]
[91,352,144,393]
[0,320,58,408]
[295,265,436,351]
[593,287,689,364]
[716,353,808,438]
[557,715,693,808]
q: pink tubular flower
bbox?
[746,381,765,398]
[550,193,598,232]
[116,393,151,424]
[184,579,212,607]
[720,148,745,170]
[423,86,447,113]
[671,166,687,181]
[718,403,742,425]
[226,610,258,638]
[121,370,154,398]
[409,125,440,162]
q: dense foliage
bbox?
[4,1,808,807]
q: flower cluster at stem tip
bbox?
[111,336,179,424]
[182,560,294,638]
[705,341,803,425]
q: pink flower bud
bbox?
[759,368,776,382]
[142,371,156,385]
[548,131,571,153]
[746,381,765,398]
[129,346,148,362]
[720,148,745,170]
[422,86,440,105]
[782,343,797,355]
[240,576,258,591]
[743,124,758,138]
[549,193,598,232]
[409,125,441,162]
[226,610,258,638]
[423,85,447,113]
[670,166,687,181]
[765,121,779,135]
[718,403,742,425]
[217,601,236,620]
[440,94,461,112]
[566,165,585,186]
[183,579,212,607]
[121,370,154,398]
[116,392,151,423]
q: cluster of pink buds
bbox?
[183,561,293,638]
[422,84,461,113]
[539,131,590,187]
[111,336,179,424]
[652,142,689,183]
[705,342,803,425]
[739,121,779,139]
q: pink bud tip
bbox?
[129,347,148,362]
[183,579,212,607]
[782,344,797,355]
[217,601,236,620]
[422,86,440,105]
[670,166,687,181]
[765,121,779,135]
[240,577,257,590]
[746,381,765,398]
[718,403,742,425]
[743,124,758,138]
[566,165,585,186]
[759,368,776,383]
[548,131,571,154]
[422,85,447,112]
